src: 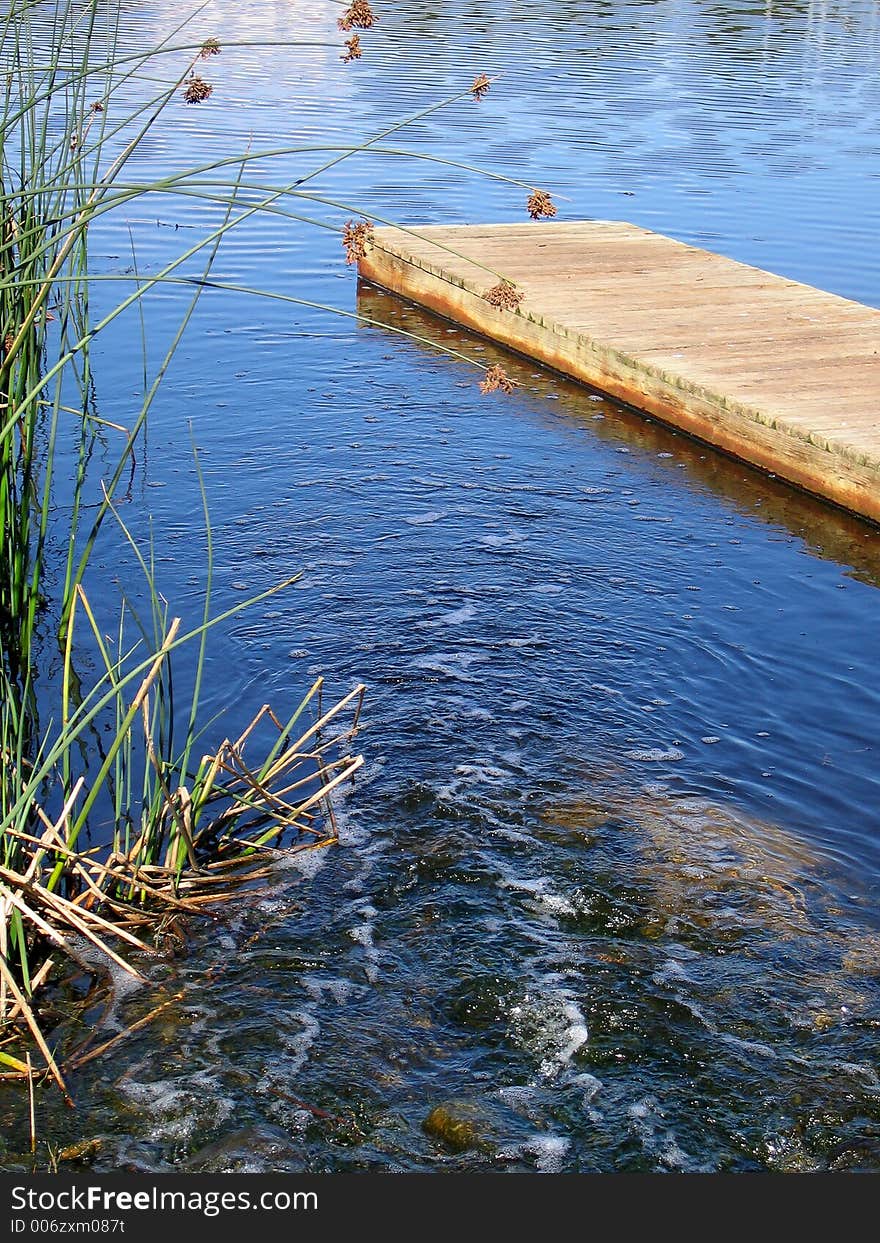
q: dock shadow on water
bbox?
[357,281,880,589]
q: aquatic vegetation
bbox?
[526,188,557,220]
[341,35,363,63]
[338,1,378,32]
[471,74,491,102]
[484,280,524,310]
[342,218,375,263]
[182,74,213,104]
[480,364,519,394]
[0,0,371,1089]
[0,0,561,1092]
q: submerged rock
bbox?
[58,1137,102,1163]
[422,1103,491,1154]
[185,1124,301,1172]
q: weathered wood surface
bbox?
[358,221,880,523]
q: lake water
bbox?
[3,0,880,1172]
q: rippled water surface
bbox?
[4,0,880,1173]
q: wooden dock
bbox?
[358,222,880,524]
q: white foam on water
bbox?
[255,896,291,916]
[508,989,590,1081]
[492,858,586,924]
[652,959,690,986]
[283,847,327,880]
[335,811,370,849]
[404,510,447,525]
[410,651,485,682]
[454,762,510,784]
[497,1085,539,1115]
[490,826,534,845]
[719,1033,779,1060]
[501,1135,571,1173]
[479,531,526,550]
[559,1005,590,1064]
[346,905,382,983]
[348,923,374,948]
[830,1061,880,1088]
[435,761,514,805]
[418,602,477,628]
[280,1008,321,1076]
[342,836,387,893]
[302,975,362,1006]
[537,892,578,918]
[529,583,564,595]
[121,1071,234,1144]
[66,934,146,1030]
[411,476,448,488]
[627,1095,710,1172]
[625,747,685,762]
[571,1072,604,1121]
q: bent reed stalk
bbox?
[0,0,552,1088]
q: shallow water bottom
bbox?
[4,775,880,1175]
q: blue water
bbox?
[4,0,880,1172]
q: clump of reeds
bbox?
[0,0,371,1088]
[484,280,523,310]
[342,35,363,63]
[183,74,213,104]
[0,0,563,1095]
[338,1,377,31]
[342,218,375,263]
[480,364,518,394]
[526,188,557,219]
[471,74,491,102]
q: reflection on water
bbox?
[357,282,880,587]
[3,0,880,1172]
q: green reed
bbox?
[0,0,553,1084]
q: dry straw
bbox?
[484,280,524,310]
[1,0,560,1095]
[480,364,519,394]
[471,74,491,102]
[342,218,375,263]
[338,1,377,31]
[526,188,557,219]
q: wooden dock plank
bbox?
[358,221,880,522]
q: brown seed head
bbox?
[91,100,104,113]
[338,1,376,31]
[471,74,491,102]
[341,34,363,62]
[526,188,557,220]
[480,364,518,395]
[183,74,213,104]
[200,38,221,58]
[342,218,375,264]
[484,280,523,311]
